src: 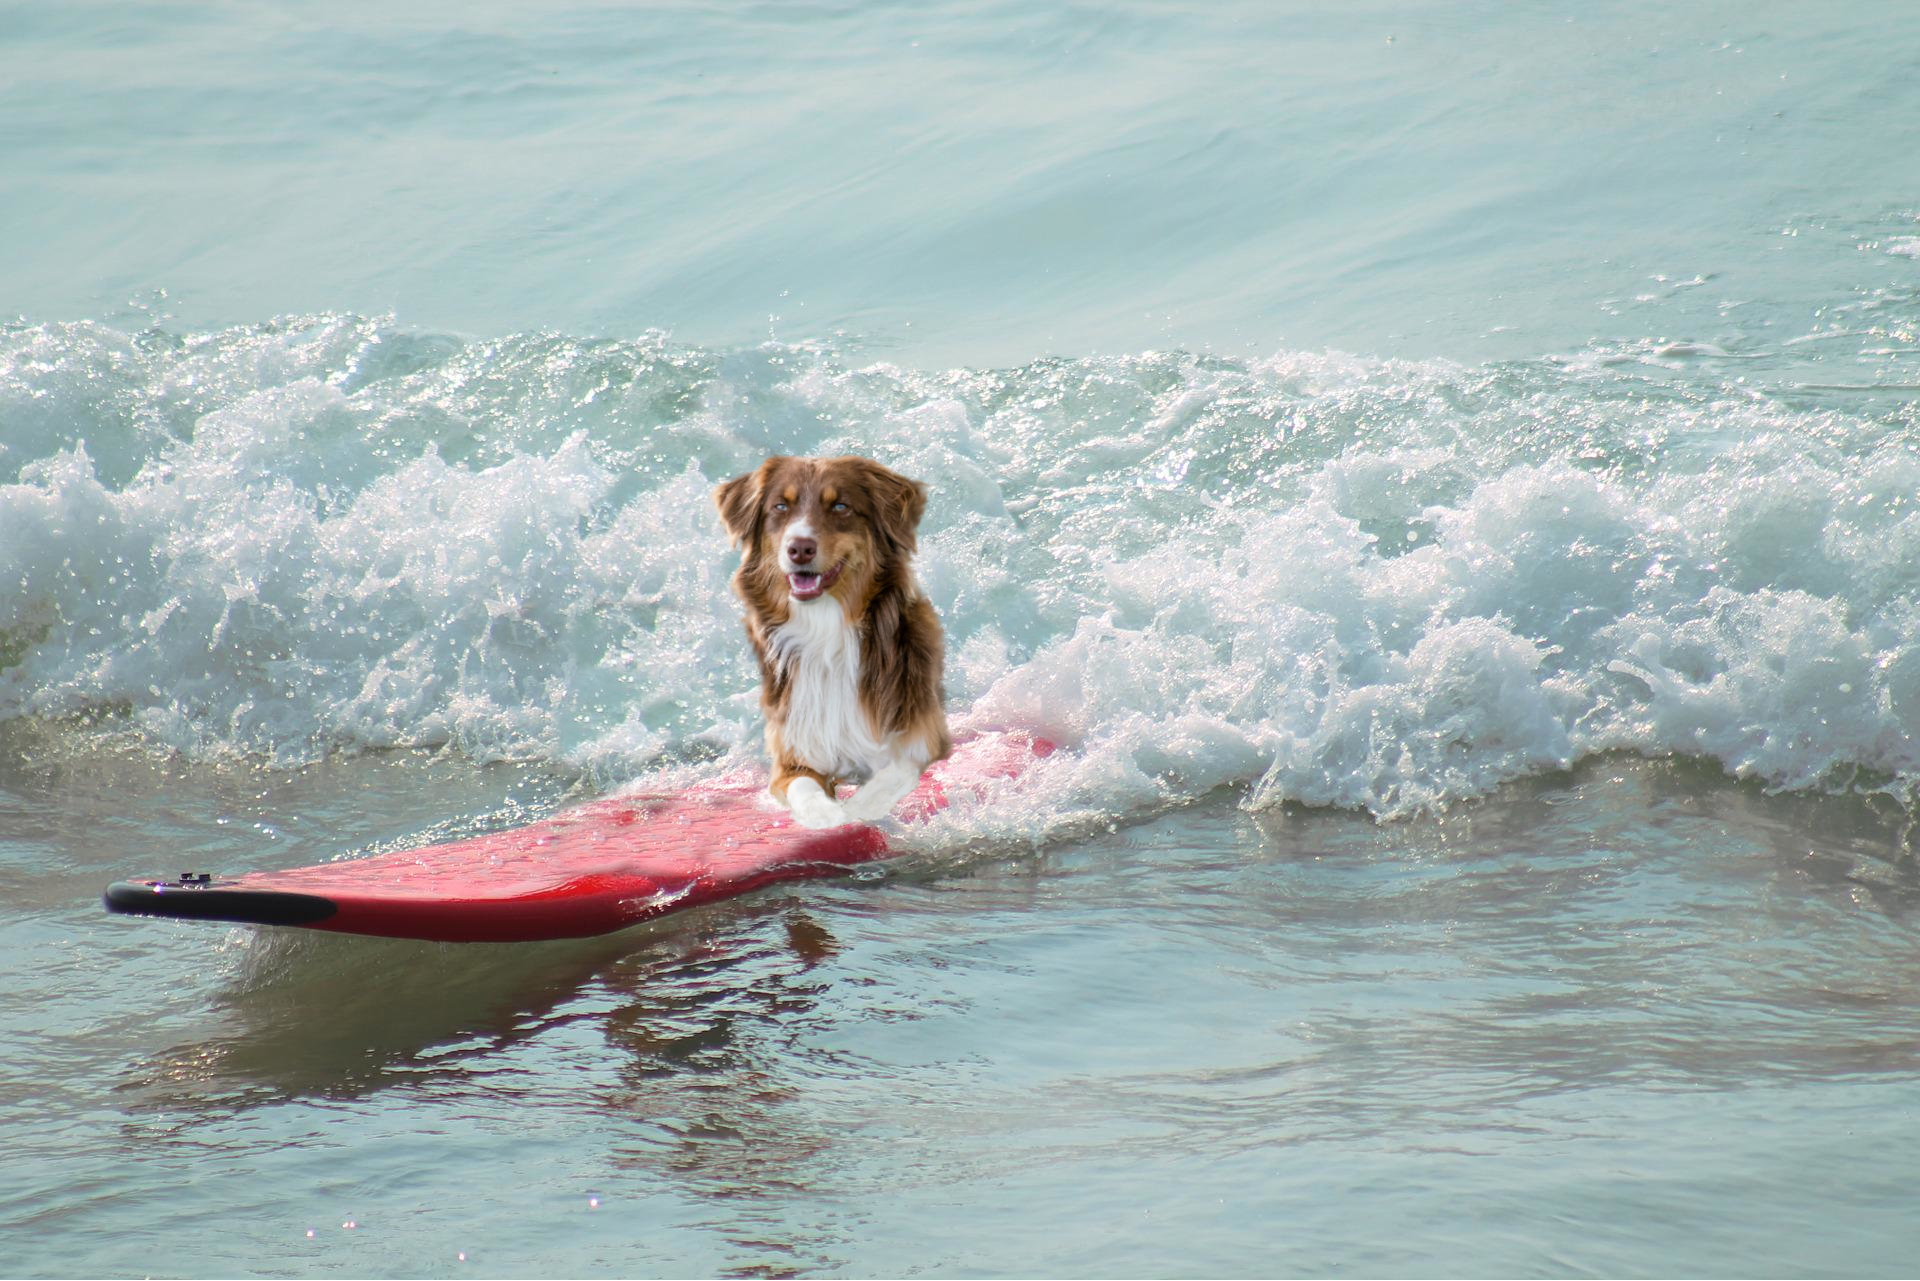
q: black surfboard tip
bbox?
[103,878,339,928]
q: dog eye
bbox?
[772,502,788,513]
[830,502,849,514]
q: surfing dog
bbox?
[715,455,952,828]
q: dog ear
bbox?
[899,475,929,534]
[715,460,775,550]
[852,459,929,557]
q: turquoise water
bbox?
[6,1,1920,1276]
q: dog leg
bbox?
[842,754,927,823]
[783,776,851,829]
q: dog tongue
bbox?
[787,563,840,601]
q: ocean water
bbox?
[5,1,1920,1276]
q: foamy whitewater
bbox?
[4,314,1917,832]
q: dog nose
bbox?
[786,536,817,566]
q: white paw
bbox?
[840,788,898,822]
[781,777,851,829]
[789,795,851,829]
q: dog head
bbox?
[715,455,928,610]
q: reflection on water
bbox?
[115,886,876,1273]
[123,902,842,1110]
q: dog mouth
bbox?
[786,562,844,601]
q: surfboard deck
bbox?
[103,732,1050,943]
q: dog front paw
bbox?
[789,794,852,829]
[840,788,898,822]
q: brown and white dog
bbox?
[715,455,952,828]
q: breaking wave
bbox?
[4,313,1918,822]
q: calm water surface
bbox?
[8,735,1920,1277]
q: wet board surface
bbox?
[103,732,1051,943]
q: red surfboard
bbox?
[103,732,1051,943]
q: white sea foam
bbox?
[3,316,1917,833]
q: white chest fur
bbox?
[768,600,885,778]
